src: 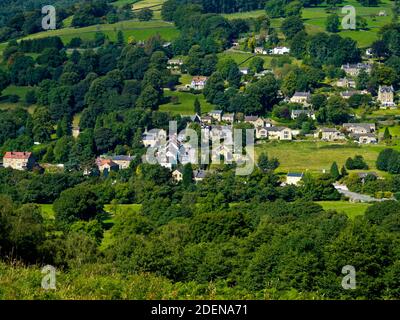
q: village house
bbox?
[254,47,267,55]
[96,158,119,174]
[341,63,372,77]
[201,115,213,125]
[142,129,167,148]
[244,116,265,128]
[3,151,36,171]
[190,76,208,90]
[172,168,183,182]
[291,109,316,120]
[343,123,376,134]
[315,128,346,141]
[271,46,290,55]
[340,91,358,99]
[350,133,378,144]
[167,58,184,70]
[209,110,223,122]
[336,78,356,88]
[378,85,395,108]
[193,169,207,182]
[263,126,293,141]
[222,113,235,123]
[105,155,135,170]
[286,173,304,186]
[290,92,311,106]
[239,68,250,75]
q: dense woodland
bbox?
[0,0,400,299]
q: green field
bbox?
[255,141,397,174]
[15,19,179,45]
[317,201,371,219]
[1,85,33,99]
[223,0,393,47]
[160,90,215,115]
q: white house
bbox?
[271,46,290,55]
[378,85,395,108]
[315,128,346,141]
[350,133,378,144]
[343,123,376,134]
[190,76,208,90]
[286,173,304,186]
[290,92,311,106]
[291,109,316,120]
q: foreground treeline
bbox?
[0,165,399,300]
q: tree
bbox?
[194,97,201,115]
[376,148,396,171]
[137,8,154,21]
[182,163,193,187]
[258,153,269,172]
[53,185,104,227]
[32,107,54,142]
[326,14,340,33]
[383,127,392,142]
[136,85,162,110]
[281,16,304,40]
[341,165,348,177]
[249,57,264,73]
[330,162,340,181]
[346,155,368,170]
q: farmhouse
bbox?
[341,63,372,77]
[290,92,311,106]
[190,76,208,90]
[286,173,304,186]
[315,128,346,141]
[378,85,395,108]
[343,123,376,134]
[3,151,36,171]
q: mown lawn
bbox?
[317,201,371,219]
[160,90,215,115]
[255,140,398,174]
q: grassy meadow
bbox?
[255,140,398,175]
[160,90,215,115]
[317,201,371,219]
